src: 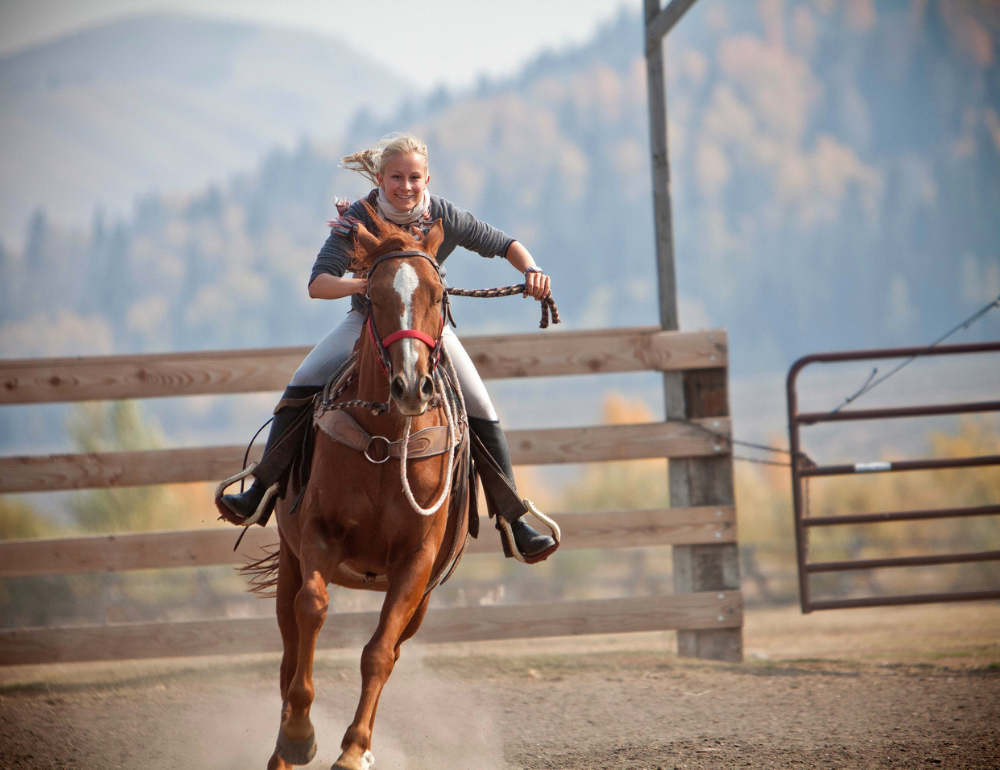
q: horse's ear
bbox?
[423,219,445,257]
[354,223,380,254]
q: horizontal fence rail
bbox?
[800,454,1000,478]
[0,327,727,405]
[804,550,1000,573]
[803,590,1000,612]
[0,419,730,494]
[0,506,738,579]
[786,340,1000,613]
[0,591,744,667]
[802,503,1000,527]
[1,326,742,665]
[796,399,1000,425]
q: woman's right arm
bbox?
[308,204,370,300]
[308,274,367,300]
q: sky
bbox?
[0,0,637,91]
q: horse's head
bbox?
[352,209,446,416]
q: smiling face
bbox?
[377,151,430,211]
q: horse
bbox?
[258,213,471,770]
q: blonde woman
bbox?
[219,133,556,562]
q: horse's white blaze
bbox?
[393,262,421,381]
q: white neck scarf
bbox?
[376,186,430,225]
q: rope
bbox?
[830,292,1000,414]
[399,355,458,517]
[734,455,792,468]
[446,285,560,329]
[319,369,391,416]
[239,417,272,492]
[323,398,390,416]
[683,419,792,465]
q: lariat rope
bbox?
[446,285,560,329]
[398,350,465,517]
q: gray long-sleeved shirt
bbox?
[311,190,515,315]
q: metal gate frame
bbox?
[786,340,1000,612]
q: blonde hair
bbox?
[341,133,428,187]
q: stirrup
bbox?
[214,462,280,526]
[498,499,561,564]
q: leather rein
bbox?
[364,250,448,380]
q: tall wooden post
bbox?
[644,0,742,662]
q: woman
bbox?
[219,133,556,562]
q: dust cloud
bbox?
[80,650,506,770]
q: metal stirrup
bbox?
[499,498,561,564]
[214,462,258,501]
[214,462,280,526]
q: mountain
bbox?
[3,0,1000,456]
[0,13,410,243]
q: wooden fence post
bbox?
[670,369,742,662]
[645,0,741,662]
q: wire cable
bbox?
[830,293,1000,414]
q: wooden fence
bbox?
[0,326,742,666]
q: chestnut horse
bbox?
[264,215,470,770]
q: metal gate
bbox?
[786,341,1000,612]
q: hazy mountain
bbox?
[0,13,410,243]
[3,0,999,456]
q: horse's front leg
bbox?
[334,552,434,770]
[273,535,340,767]
[267,534,302,770]
[365,592,431,739]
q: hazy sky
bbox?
[0,0,637,90]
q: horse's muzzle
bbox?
[390,373,435,415]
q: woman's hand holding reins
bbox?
[504,241,551,300]
[523,269,551,300]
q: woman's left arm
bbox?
[444,200,551,301]
[504,241,551,300]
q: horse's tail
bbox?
[240,543,280,597]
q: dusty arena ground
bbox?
[1,602,998,769]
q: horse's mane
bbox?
[348,201,437,273]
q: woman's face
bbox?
[377,151,430,211]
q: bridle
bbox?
[364,250,447,380]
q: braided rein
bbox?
[316,281,559,419]
[318,368,390,416]
[446,285,560,329]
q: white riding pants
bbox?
[289,311,498,421]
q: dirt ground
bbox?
[1,602,998,770]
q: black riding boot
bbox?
[218,384,321,527]
[467,415,557,562]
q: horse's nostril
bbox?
[390,376,405,400]
[420,375,434,399]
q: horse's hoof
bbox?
[275,729,317,765]
[332,749,374,770]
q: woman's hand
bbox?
[504,241,552,300]
[523,269,551,300]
